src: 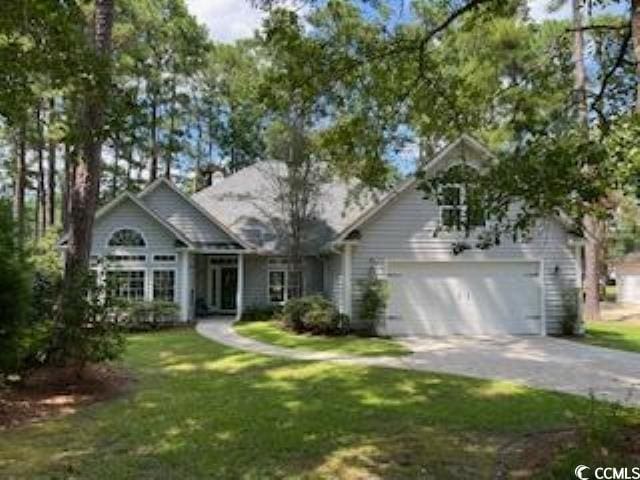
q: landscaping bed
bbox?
[0,363,132,431]
[234,320,411,357]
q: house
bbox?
[78,135,583,336]
[613,252,640,304]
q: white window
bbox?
[268,269,303,303]
[108,228,146,247]
[106,270,145,300]
[440,184,464,229]
[153,270,175,302]
[439,184,485,230]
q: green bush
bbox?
[281,295,349,335]
[0,200,33,375]
[561,288,581,336]
[117,300,180,331]
[359,277,389,330]
[50,271,126,368]
[240,305,280,322]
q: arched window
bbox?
[108,228,146,247]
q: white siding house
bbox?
[81,135,583,336]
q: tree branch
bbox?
[591,26,633,112]
[566,24,629,33]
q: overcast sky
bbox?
[185,0,572,43]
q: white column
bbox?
[343,244,352,317]
[235,253,244,321]
[180,251,190,322]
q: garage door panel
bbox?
[386,261,541,336]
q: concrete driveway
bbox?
[399,335,640,405]
[197,319,640,406]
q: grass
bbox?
[0,329,638,479]
[234,320,411,357]
[582,321,640,354]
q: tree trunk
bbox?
[632,0,640,112]
[149,96,158,182]
[13,123,26,243]
[112,136,119,198]
[573,0,601,324]
[62,142,71,231]
[64,0,114,279]
[36,105,46,237]
[47,98,57,227]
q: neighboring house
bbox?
[70,135,583,336]
[613,253,640,304]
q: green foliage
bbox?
[561,288,581,336]
[240,305,281,323]
[49,272,125,367]
[116,300,180,332]
[359,277,389,331]
[281,295,349,335]
[0,200,32,374]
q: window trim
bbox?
[268,266,304,304]
[438,183,466,230]
[106,268,147,301]
[105,227,147,249]
[151,268,177,303]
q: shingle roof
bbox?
[191,161,377,254]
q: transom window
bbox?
[106,270,145,300]
[153,270,175,302]
[106,254,147,262]
[153,254,176,263]
[269,269,303,304]
[108,228,146,247]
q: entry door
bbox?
[220,267,237,311]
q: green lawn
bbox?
[583,321,640,353]
[0,329,638,479]
[234,320,411,357]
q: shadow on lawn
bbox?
[2,329,638,480]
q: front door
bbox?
[220,267,237,311]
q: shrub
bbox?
[359,277,389,331]
[240,305,280,322]
[281,295,348,335]
[0,200,33,375]
[49,272,126,368]
[117,300,180,331]
[561,288,581,336]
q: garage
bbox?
[385,261,543,336]
[618,274,640,304]
[614,253,640,305]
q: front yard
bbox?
[1,329,639,479]
[581,303,640,353]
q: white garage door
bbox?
[618,274,640,304]
[385,261,542,336]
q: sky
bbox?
[185,0,573,43]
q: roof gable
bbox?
[138,178,251,250]
[333,135,495,243]
[60,191,192,248]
